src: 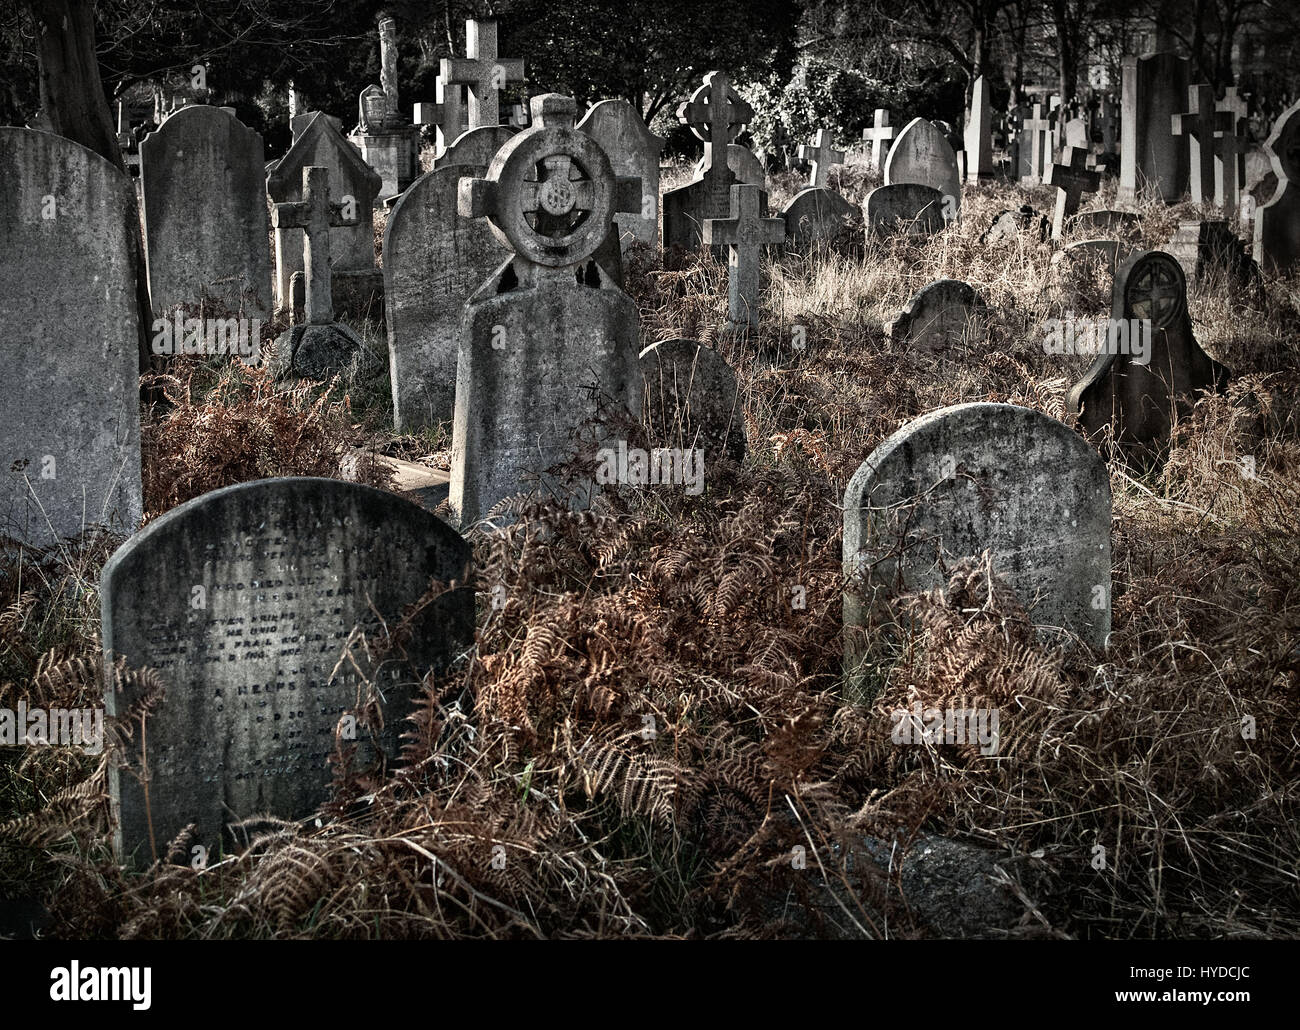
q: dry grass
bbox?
[1,171,1298,939]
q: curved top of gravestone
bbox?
[884,117,961,208]
[639,337,745,461]
[437,124,517,170]
[141,103,259,158]
[101,477,469,614]
[577,99,666,152]
[1262,97,1300,184]
[267,110,380,197]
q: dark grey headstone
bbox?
[101,477,473,864]
[887,279,988,354]
[639,339,745,463]
[863,183,948,237]
[0,128,143,547]
[782,186,856,247]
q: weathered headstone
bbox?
[141,106,272,321]
[1068,250,1230,467]
[451,94,643,525]
[578,99,665,253]
[1253,99,1300,274]
[640,339,745,463]
[1166,219,1257,288]
[964,76,994,182]
[704,183,785,331]
[782,186,856,248]
[886,279,988,354]
[1069,208,1140,237]
[863,183,948,237]
[1021,103,1051,184]
[862,108,895,173]
[0,129,143,548]
[885,118,962,214]
[267,112,381,316]
[1119,52,1191,204]
[664,71,761,252]
[799,129,845,188]
[1045,146,1101,239]
[1172,84,1217,206]
[440,18,525,129]
[690,142,766,187]
[385,125,515,431]
[1063,115,1089,151]
[981,205,1049,245]
[101,477,473,864]
[843,402,1112,700]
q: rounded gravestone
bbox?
[886,279,988,355]
[843,403,1111,700]
[101,477,473,865]
[639,339,745,463]
[884,118,962,214]
[782,186,856,248]
[863,183,948,238]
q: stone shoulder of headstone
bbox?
[692,143,766,187]
[886,279,988,354]
[863,183,947,238]
[1,127,144,547]
[101,476,473,864]
[268,111,382,199]
[434,125,517,170]
[842,401,1111,700]
[639,338,745,463]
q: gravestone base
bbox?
[271,323,364,381]
[291,269,385,325]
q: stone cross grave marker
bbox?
[798,129,845,189]
[1021,103,1051,185]
[1213,107,1248,227]
[1119,52,1191,204]
[141,105,272,321]
[440,18,525,129]
[385,125,515,431]
[965,75,993,181]
[267,112,381,316]
[578,99,666,254]
[451,93,643,525]
[1253,99,1300,274]
[1045,145,1101,239]
[414,74,467,157]
[1068,250,1230,468]
[1216,86,1248,211]
[270,166,363,379]
[101,477,473,865]
[0,128,143,548]
[842,402,1112,702]
[863,108,895,173]
[703,183,786,331]
[1172,84,1217,206]
[663,71,758,252]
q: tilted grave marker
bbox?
[1045,146,1101,240]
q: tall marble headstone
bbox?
[1119,52,1191,204]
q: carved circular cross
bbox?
[684,79,750,145]
[481,126,617,267]
[1125,252,1184,328]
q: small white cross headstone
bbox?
[798,128,845,188]
[1023,103,1051,184]
[1172,84,1217,205]
[439,18,525,128]
[703,182,785,331]
[863,108,894,172]
[1214,108,1248,226]
[271,166,355,326]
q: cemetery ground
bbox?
[2,156,1298,940]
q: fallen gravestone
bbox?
[0,128,143,547]
[101,476,473,864]
[981,205,1049,245]
[1068,250,1230,467]
[1069,209,1140,237]
[640,339,745,463]
[843,402,1112,701]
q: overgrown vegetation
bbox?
[2,162,1297,938]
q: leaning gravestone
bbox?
[1253,98,1300,275]
[1068,250,1230,468]
[141,105,272,321]
[1118,52,1191,204]
[451,94,643,525]
[640,339,745,463]
[267,111,381,316]
[843,402,1112,701]
[886,279,988,355]
[101,477,473,865]
[863,183,948,238]
[0,128,143,548]
[884,118,962,215]
[385,125,515,431]
[578,99,665,254]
